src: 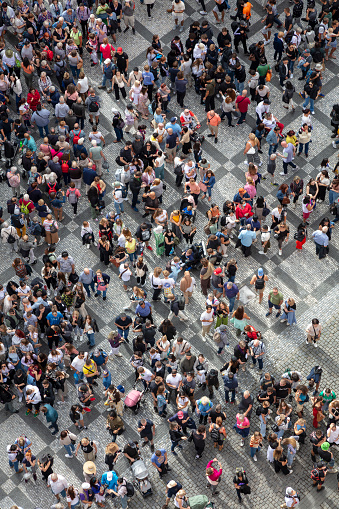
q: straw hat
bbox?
[83,461,96,475]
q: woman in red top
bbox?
[27,88,41,112]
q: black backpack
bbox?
[256,406,263,416]
[208,369,218,385]
[255,277,265,290]
[210,425,220,442]
[89,101,99,112]
[174,163,184,176]
[124,479,135,497]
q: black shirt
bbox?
[258,389,276,405]
[138,419,154,437]
[209,409,227,423]
[115,51,128,69]
[274,381,291,399]
[238,395,254,412]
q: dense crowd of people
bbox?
[0,0,339,507]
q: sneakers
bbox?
[240,439,245,447]
[86,244,90,249]
[200,10,207,14]
[290,73,293,78]
[258,251,265,254]
[333,141,338,148]
[314,343,318,348]
[65,454,73,458]
[306,339,309,345]
[195,454,202,459]
[253,454,257,462]
[115,353,123,357]
[265,312,271,317]
[279,172,286,176]
[147,245,153,251]
[328,468,338,473]
[279,249,282,256]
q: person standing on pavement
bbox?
[266,287,284,318]
[206,110,221,144]
[137,418,155,452]
[250,267,268,304]
[151,449,171,478]
[277,141,298,176]
[114,313,132,342]
[189,424,206,460]
[79,268,95,298]
[47,473,69,502]
[223,371,238,404]
[40,404,59,435]
[235,90,251,125]
[248,339,266,373]
[312,227,329,259]
[85,88,101,126]
[280,486,300,508]
[206,458,222,495]
[223,282,240,313]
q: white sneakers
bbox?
[253,454,258,461]
[258,251,265,254]
[279,249,282,256]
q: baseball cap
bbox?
[104,58,111,64]
[321,442,330,451]
[168,480,177,488]
[214,267,222,275]
[170,117,177,122]
[177,411,184,419]
[258,268,264,277]
[117,47,123,52]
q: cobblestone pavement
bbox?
[0,0,339,507]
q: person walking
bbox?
[40,405,59,435]
[206,110,221,144]
[189,425,206,459]
[206,458,222,495]
[60,430,77,458]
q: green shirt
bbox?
[257,64,270,77]
[319,390,336,402]
[269,291,283,305]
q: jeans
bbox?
[250,446,260,458]
[9,459,20,472]
[76,116,85,129]
[38,125,49,138]
[259,415,266,437]
[49,419,59,432]
[225,388,236,402]
[83,281,95,297]
[235,80,245,94]
[252,357,263,369]
[102,75,113,88]
[120,494,128,509]
[298,142,309,155]
[117,328,129,339]
[114,201,124,214]
[287,448,295,467]
[171,440,180,452]
[303,96,314,112]
[128,252,138,263]
[237,111,247,125]
[96,288,107,298]
[228,296,236,312]
[86,332,95,346]
[64,443,75,456]
[70,65,80,79]
[74,371,84,384]
[268,143,278,155]
[114,127,124,141]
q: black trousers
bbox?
[177,90,186,107]
[152,288,162,301]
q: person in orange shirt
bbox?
[206,110,221,144]
[242,1,253,22]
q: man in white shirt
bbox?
[256,98,271,122]
[138,366,155,389]
[119,262,132,291]
[172,337,191,358]
[200,305,214,338]
[259,225,271,255]
[172,0,185,31]
[47,473,69,501]
[281,486,300,508]
[113,182,125,215]
[166,369,182,403]
[70,351,87,384]
[161,271,176,302]
[25,385,42,416]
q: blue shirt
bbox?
[46,311,63,325]
[151,448,166,467]
[224,283,239,298]
[312,230,328,246]
[101,471,118,490]
[43,403,58,423]
[165,122,182,137]
[246,218,261,231]
[238,229,256,247]
[142,71,154,86]
[233,191,250,203]
[136,301,152,317]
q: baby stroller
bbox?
[191,124,205,144]
[131,458,153,498]
[124,384,144,414]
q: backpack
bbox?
[68,188,78,204]
[256,406,263,416]
[20,202,30,215]
[71,131,80,144]
[11,215,22,228]
[310,468,320,481]
[285,31,293,45]
[177,294,185,310]
[174,163,184,176]
[121,185,127,199]
[255,277,265,290]
[50,221,57,234]
[89,101,99,112]
[115,168,123,181]
[47,182,57,194]
[210,425,220,442]
[125,480,135,498]
[41,453,54,467]
[7,233,16,244]
[208,369,218,385]
[248,42,256,55]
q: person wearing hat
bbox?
[79,482,95,506]
[318,441,338,472]
[83,461,97,483]
[165,480,183,507]
[280,487,300,508]
[114,47,129,76]
[99,58,114,92]
[298,49,312,80]
[250,268,268,304]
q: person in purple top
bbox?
[223,282,240,312]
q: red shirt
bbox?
[235,203,253,219]
[235,95,251,113]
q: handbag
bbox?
[240,485,251,495]
[262,206,270,217]
[282,197,290,205]
[98,199,106,209]
[266,69,272,82]
[198,181,207,192]
[247,146,255,155]
[69,272,79,284]
[97,283,107,291]
[102,160,110,170]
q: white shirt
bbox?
[327,426,339,444]
[285,493,300,507]
[261,230,271,242]
[166,373,182,388]
[25,385,41,404]
[256,101,270,121]
[119,264,132,281]
[149,274,162,288]
[48,474,68,494]
[114,188,124,204]
[140,367,153,382]
[200,310,214,326]
[78,76,89,93]
[71,355,86,372]
[172,0,185,12]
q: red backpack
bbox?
[72,131,80,144]
[47,182,57,194]
[61,162,69,174]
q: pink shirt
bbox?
[236,415,250,428]
[206,460,222,482]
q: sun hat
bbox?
[83,461,96,475]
